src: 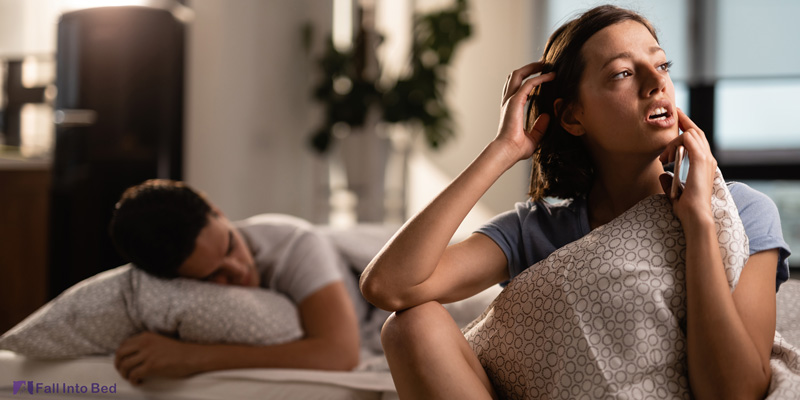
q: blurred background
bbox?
[0,0,798,332]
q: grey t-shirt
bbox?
[235,214,343,303]
[477,182,791,291]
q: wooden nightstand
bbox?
[0,158,51,333]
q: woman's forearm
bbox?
[360,141,517,311]
[683,218,770,399]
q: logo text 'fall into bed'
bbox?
[12,380,117,395]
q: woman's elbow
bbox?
[360,277,403,312]
[359,267,404,311]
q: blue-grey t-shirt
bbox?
[477,182,791,291]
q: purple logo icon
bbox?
[12,380,33,395]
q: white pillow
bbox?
[0,267,138,359]
[126,266,303,345]
[0,265,303,359]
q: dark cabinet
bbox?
[49,6,184,298]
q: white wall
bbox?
[0,0,61,57]
[185,0,544,227]
[183,0,548,227]
[0,0,543,226]
[406,0,543,237]
[185,0,332,222]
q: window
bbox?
[710,0,800,174]
[540,0,800,268]
[541,0,691,109]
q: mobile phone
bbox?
[670,146,687,199]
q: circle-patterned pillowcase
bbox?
[463,169,748,399]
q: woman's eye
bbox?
[657,61,674,72]
[612,70,632,79]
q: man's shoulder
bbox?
[234,214,321,256]
[236,213,313,228]
[235,214,314,234]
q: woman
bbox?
[360,5,790,399]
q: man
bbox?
[108,179,360,385]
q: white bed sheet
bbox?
[0,350,397,400]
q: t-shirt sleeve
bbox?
[238,215,343,304]
[730,183,792,291]
[475,199,586,281]
[273,229,344,303]
[476,207,525,279]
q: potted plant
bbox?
[310,0,471,153]
[308,0,472,222]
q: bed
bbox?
[0,285,501,400]
[2,279,798,399]
[0,224,502,400]
[1,219,798,399]
[0,351,396,400]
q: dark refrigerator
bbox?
[49,6,184,298]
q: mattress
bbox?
[0,350,398,400]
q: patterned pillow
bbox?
[0,267,138,359]
[463,170,749,399]
[777,279,800,347]
[770,280,800,397]
[126,265,303,345]
[0,265,303,359]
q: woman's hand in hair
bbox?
[494,62,555,166]
[659,108,718,228]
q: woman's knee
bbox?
[381,301,455,352]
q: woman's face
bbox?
[569,20,678,157]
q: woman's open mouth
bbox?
[645,102,676,128]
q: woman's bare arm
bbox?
[662,109,776,399]
[360,64,555,312]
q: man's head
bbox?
[109,179,259,286]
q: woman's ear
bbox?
[554,98,585,136]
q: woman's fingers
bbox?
[501,62,548,105]
[528,113,550,143]
[500,71,555,132]
[659,108,709,164]
[501,74,512,104]
[516,72,555,104]
[660,133,684,164]
[494,63,555,162]
[676,108,701,134]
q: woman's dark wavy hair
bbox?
[108,179,212,278]
[529,5,658,201]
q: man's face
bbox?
[176,211,260,287]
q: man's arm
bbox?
[115,281,359,385]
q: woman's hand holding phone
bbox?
[494,62,555,165]
[659,108,718,226]
[670,145,686,199]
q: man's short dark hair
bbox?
[109,179,212,278]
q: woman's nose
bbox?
[641,67,666,97]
